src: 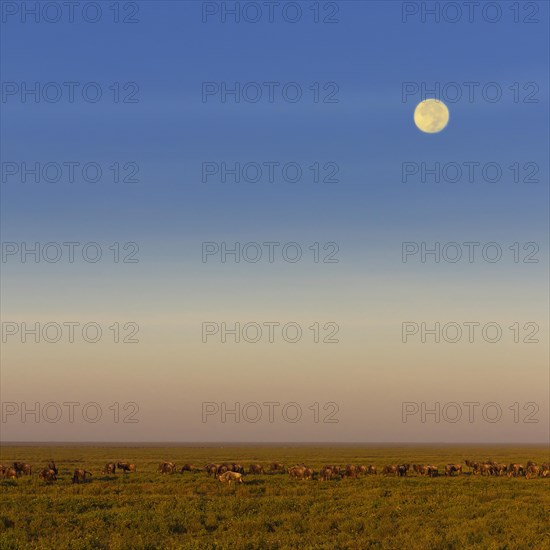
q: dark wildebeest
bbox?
[344,464,358,478]
[48,461,58,475]
[159,461,176,474]
[367,465,377,475]
[357,465,367,476]
[13,462,32,476]
[539,463,550,477]
[248,463,265,475]
[269,462,285,473]
[397,464,410,477]
[445,464,462,476]
[72,469,92,484]
[216,464,229,475]
[39,468,57,482]
[102,463,116,475]
[218,471,244,485]
[507,463,524,477]
[117,462,136,473]
[179,464,197,473]
[382,465,399,476]
[205,463,218,477]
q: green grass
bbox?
[1,444,548,549]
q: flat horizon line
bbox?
[1,441,549,447]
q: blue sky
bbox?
[1,1,548,442]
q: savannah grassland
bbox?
[0,444,548,550]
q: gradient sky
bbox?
[1,1,548,443]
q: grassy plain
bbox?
[0,444,548,550]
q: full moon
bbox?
[414,99,449,133]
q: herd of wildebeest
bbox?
[1,458,549,485]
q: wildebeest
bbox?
[366,464,377,475]
[179,464,197,473]
[3,467,17,479]
[507,463,525,477]
[525,463,540,479]
[445,464,462,476]
[248,463,265,475]
[539,463,550,477]
[269,462,285,473]
[218,471,244,485]
[319,465,335,481]
[102,463,116,475]
[382,465,399,476]
[397,464,410,477]
[159,461,176,474]
[13,462,32,476]
[413,464,430,476]
[344,464,358,478]
[72,469,92,484]
[205,463,218,476]
[465,459,480,474]
[117,462,136,473]
[48,461,58,475]
[39,468,57,482]
[288,465,312,480]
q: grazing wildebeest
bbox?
[525,463,540,479]
[507,463,524,477]
[117,462,136,473]
[479,462,494,476]
[465,459,480,474]
[248,463,265,475]
[288,465,308,480]
[3,467,17,479]
[179,464,197,473]
[493,463,507,476]
[445,464,462,476]
[231,463,245,474]
[539,463,550,477]
[39,468,57,482]
[367,464,377,475]
[159,461,176,474]
[48,461,58,475]
[319,465,335,481]
[344,464,358,478]
[218,471,244,485]
[72,469,92,484]
[356,465,367,476]
[413,464,432,476]
[13,462,32,476]
[397,464,410,477]
[269,462,285,473]
[102,463,116,475]
[382,465,399,476]
[205,463,218,477]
